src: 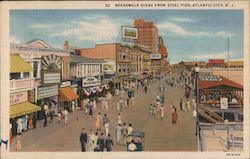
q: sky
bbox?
[10,10,244,64]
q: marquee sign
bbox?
[41,54,62,85]
[38,85,59,99]
[82,77,101,87]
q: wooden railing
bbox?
[199,104,224,123]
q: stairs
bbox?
[199,104,224,123]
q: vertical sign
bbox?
[220,98,228,109]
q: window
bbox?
[23,72,30,78]
[33,61,38,78]
[10,73,20,80]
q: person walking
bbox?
[171,103,175,114]
[148,104,153,117]
[122,123,128,145]
[116,124,122,144]
[180,98,183,111]
[172,108,178,124]
[16,117,23,133]
[95,112,102,131]
[15,134,22,151]
[43,111,48,127]
[88,101,94,117]
[79,128,88,152]
[102,114,109,127]
[97,133,105,151]
[104,122,110,136]
[144,86,147,93]
[160,106,164,120]
[152,105,157,118]
[93,132,99,150]
[32,114,37,129]
[127,124,133,143]
[186,100,191,112]
[131,96,135,108]
[28,116,33,129]
[89,129,95,151]
[101,97,105,110]
[105,134,113,152]
[117,113,122,125]
[64,108,69,124]
[57,110,61,123]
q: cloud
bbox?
[158,22,233,37]
[49,15,131,43]
[171,17,193,23]
[10,36,22,44]
[30,24,54,29]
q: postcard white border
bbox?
[0,1,249,159]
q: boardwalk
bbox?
[10,80,197,151]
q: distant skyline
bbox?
[10,10,244,64]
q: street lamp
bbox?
[194,63,200,151]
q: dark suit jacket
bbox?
[97,137,105,148]
[105,138,113,150]
[80,132,87,143]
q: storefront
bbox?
[37,85,59,120]
[10,54,40,136]
[10,91,40,136]
[81,76,109,100]
[59,86,78,112]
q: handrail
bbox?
[199,105,224,122]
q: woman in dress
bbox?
[89,129,95,151]
[95,113,102,131]
[116,124,122,144]
[172,108,178,124]
[160,106,164,120]
[93,132,99,150]
[15,134,22,151]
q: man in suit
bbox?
[97,133,105,151]
[105,134,113,152]
[80,128,88,151]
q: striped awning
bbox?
[10,102,41,118]
[10,54,32,73]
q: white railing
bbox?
[10,78,34,91]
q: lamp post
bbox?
[194,63,200,151]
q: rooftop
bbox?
[70,54,104,64]
[199,76,243,90]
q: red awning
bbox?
[59,87,78,101]
[199,76,243,90]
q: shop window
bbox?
[10,73,20,80]
[23,72,30,78]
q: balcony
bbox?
[10,78,34,91]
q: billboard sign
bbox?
[150,53,161,60]
[122,26,138,40]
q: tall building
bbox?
[134,19,159,53]
[158,36,168,59]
